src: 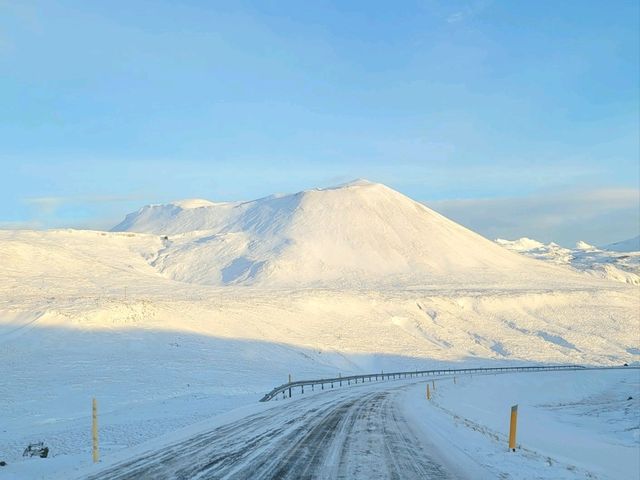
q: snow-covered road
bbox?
[84,382,456,480]
[28,369,638,480]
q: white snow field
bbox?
[1,180,639,479]
[496,237,640,286]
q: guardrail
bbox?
[259,364,588,402]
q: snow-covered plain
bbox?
[1,180,638,478]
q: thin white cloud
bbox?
[13,194,147,231]
[23,196,65,215]
[0,220,43,230]
[446,0,492,24]
[23,194,144,212]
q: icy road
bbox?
[85,382,456,480]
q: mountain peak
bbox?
[170,199,219,209]
[328,178,376,189]
[576,240,597,251]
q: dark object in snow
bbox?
[23,442,49,458]
[623,363,628,366]
[628,396,633,401]
[0,461,6,466]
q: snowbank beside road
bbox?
[402,369,640,480]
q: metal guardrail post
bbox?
[92,398,99,463]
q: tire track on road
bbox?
[86,386,456,479]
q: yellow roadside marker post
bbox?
[426,384,431,400]
[509,405,518,452]
[92,398,99,463]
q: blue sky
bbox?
[1,0,638,245]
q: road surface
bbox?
[86,383,455,479]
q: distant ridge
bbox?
[603,235,640,253]
[497,237,639,285]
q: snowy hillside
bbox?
[112,180,593,288]
[496,237,640,286]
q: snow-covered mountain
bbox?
[2,180,639,476]
[603,235,640,252]
[496,237,640,285]
[112,180,587,288]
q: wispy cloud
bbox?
[427,188,640,247]
[446,0,492,24]
[0,219,43,230]
[13,194,147,231]
[23,196,65,215]
[23,194,144,212]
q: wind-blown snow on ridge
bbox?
[113,181,589,287]
[496,237,640,285]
